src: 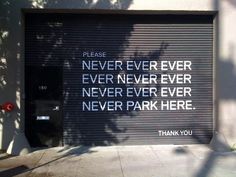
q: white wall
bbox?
[218,0,236,146]
[129,0,215,11]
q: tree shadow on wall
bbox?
[182,1,236,177]
[24,12,169,146]
[0,0,133,152]
[218,46,236,100]
[193,46,236,177]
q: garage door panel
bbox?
[25,13,213,146]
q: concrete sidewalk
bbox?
[0,145,235,177]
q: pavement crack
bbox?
[26,150,47,177]
[149,146,164,166]
[116,147,125,177]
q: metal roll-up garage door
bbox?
[25,13,213,146]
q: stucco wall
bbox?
[218,0,236,147]
[0,0,235,151]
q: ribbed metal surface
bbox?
[25,14,213,145]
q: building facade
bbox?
[0,0,235,155]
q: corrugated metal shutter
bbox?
[25,13,213,145]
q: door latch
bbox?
[52,106,60,111]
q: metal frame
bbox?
[21,9,217,145]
